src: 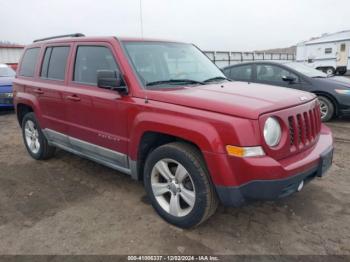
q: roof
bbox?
[222,60,292,69]
[298,30,350,46]
[0,44,25,49]
[118,37,185,43]
[24,36,186,48]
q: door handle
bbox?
[33,88,44,94]
[66,94,81,102]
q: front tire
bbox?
[318,96,335,122]
[22,112,55,160]
[143,142,218,228]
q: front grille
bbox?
[0,98,13,105]
[288,104,321,150]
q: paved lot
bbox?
[0,109,349,255]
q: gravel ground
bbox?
[0,109,349,255]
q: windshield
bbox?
[123,41,225,88]
[0,65,15,77]
[285,62,328,78]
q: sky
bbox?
[1,0,349,51]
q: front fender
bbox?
[128,111,224,160]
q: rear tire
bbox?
[318,96,335,122]
[143,142,218,228]
[22,112,55,160]
[325,67,335,75]
[337,69,347,75]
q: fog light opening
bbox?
[297,180,304,192]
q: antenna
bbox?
[139,0,144,38]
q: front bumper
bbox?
[339,108,350,116]
[216,146,333,206]
[337,93,350,116]
[0,97,14,107]
[206,125,334,207]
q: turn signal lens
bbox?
[226,145,265,157]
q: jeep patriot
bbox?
[13,34,334,228]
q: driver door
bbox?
[255,64,302,89]
[64,43,130,169]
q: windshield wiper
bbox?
[146,79,204,86]
[203,76,231,83]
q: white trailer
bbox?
[296,30,350,75]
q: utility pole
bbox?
[139,0,144,38]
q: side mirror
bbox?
[97,70,128,93]
[282,75,297,83]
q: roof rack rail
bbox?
[33,33,85,43]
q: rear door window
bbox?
[228,65,253,81]
[73,46,118,85]
[41,46,70,80]
[19,48,40,77]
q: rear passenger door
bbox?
[64,43,130,169]
[17,45,70,134]
[38,45,71,134]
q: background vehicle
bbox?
[0,63,15,108]
[13,34,333,228]
[296,30,350,75]
[223,61,350,122]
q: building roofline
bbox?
[0,44,25,49]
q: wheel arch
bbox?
[128,112,224,181]
[16,103,34,127]
[15,92,42,127]
[312,91,339,116]
[131,130,210,181]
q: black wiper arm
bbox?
[146,79,204,86]
[203,76,231,83]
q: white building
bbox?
[0,44,24,70]
[296,30,350,75]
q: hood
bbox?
[145,81,316,119]
[0,77,14,87]
[320,76,350,88]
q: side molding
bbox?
[42,129,139,178]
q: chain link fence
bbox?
[203,51,295,68]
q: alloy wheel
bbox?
[326,68,334,75]
[319,100,329,120]
[150,159,196,217]
[24,120,40,154]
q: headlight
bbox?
[335,89,350,95]
[263,117,281,147]
[0,92,13,98]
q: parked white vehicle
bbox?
[296,30,350,75]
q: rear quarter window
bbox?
[19,48,40,77]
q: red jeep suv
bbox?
[13,34,334,228]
